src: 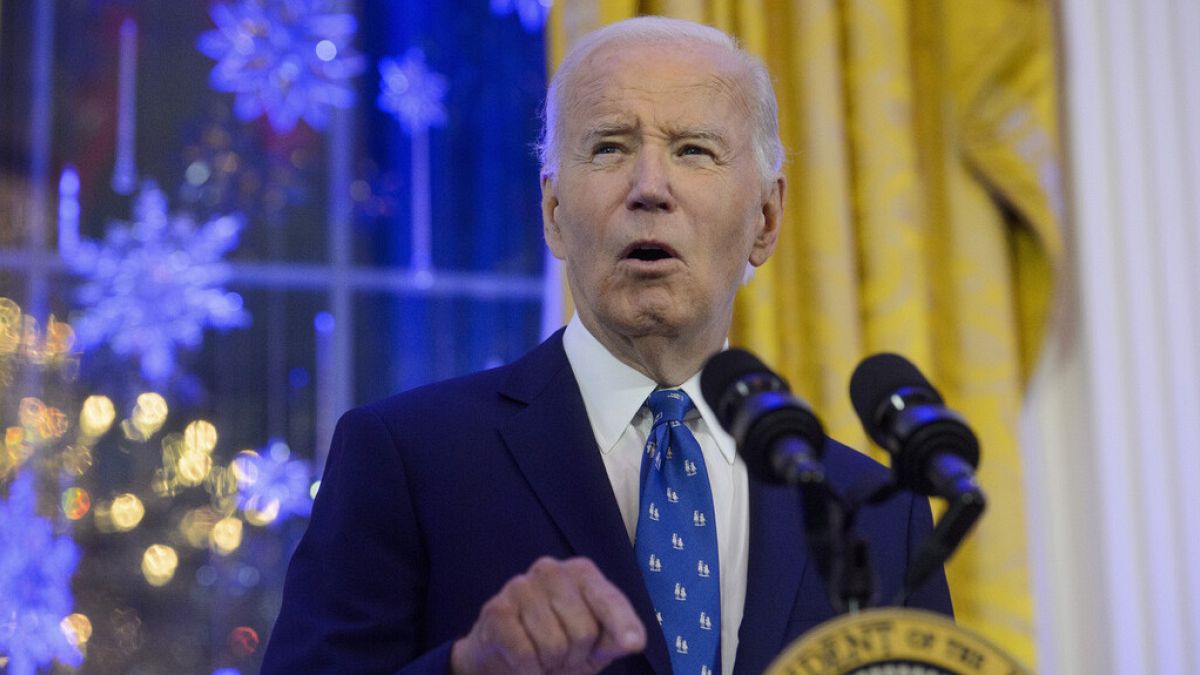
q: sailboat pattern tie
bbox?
[635,389,720,675]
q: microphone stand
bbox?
[825,479,891,614]
[821,475,985,613]
[893,484,985,605]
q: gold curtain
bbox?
[548,0,1061,665]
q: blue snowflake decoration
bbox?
[65,181,249,382]
[490,0,552,31]
[377,48,448,136]
[234,441,313,525]
[198,0,365,133]
[0,471,82,675]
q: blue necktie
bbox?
[635,389,720,675]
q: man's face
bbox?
[542,41,782,346]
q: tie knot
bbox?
[647,389,693,425]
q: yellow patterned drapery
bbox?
[547,0,1061,665]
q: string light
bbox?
[142,545,179,586]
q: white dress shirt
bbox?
[562,316,749,675]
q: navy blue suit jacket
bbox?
[262,331,952,674]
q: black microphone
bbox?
[702,348,841,590]
[700,348,826,486]
[848,353,981,500]
[849,353,986,603]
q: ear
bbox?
[748,175,784,267]
[541,174,566,260]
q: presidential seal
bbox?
[766,608,1032,675]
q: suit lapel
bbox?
[733,478,812,675]
[497,334,672,675]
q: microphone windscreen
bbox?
[849,353,941,428]
[700,348,772,427]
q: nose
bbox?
[625,150,675,212]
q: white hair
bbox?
[537,16,784,183]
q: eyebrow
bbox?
[581,121,731,149]
[667,126,731,149]
[582,122,639,145]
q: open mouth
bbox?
[621,241,678,263]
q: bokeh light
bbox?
[0,297,20,353]
[243,494,280,526]
[61,487,91,520]
[111,493,145,531]
[228,626,259,657]
[19,397,69,441]
[177,447,214,487]
[183,419,218,454]
[180,507,222,549]
[60,613,93,649]
[79,395,116,437]
[1,426,31,477]
[43,316,76,356]
[124,392,169,440]
[210,517,243,555]
[229,450,259,485]
[142,544,179,586]
[60,443,94,477]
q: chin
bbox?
[604,302,690,338]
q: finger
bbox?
[489,614,542,672]
[514,584,572,672]
[470,585,541,674]
[526,557,610,671]
[547,587,602,669]
[578,569,646,663]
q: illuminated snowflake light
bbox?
[198,0,365,132]
[0,471,82,675]
[234,441,312,526]
[65,181,249,382]
[490,0,552,31]
[377,48,448,136]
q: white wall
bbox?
[1024,1,1200,673]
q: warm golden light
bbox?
[142,544,179,586]
[205,462,239,507]
[183,419,218,454]
[176,449,213,486]
[0,298,20,353]
[60,444,94,477]
[180,507,221,548]
[110,493,145,531]
[80,395,116,438]
[310,480,321,499]
[61,487,91,520]
[210,516,243,555]
[243,495,280,527]
[18,397,69,440]
[1,426,30,478]
[126,392,168,439]
[230,449,259,486]
[40,406,68,440]
[43,316,76,356]
[60,613,93,648]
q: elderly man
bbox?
[262,16,951,675]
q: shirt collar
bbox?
[562,315,737,465]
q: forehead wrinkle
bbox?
[557,41,759,159]
[702,71,754,120]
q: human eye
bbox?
[592,142,623,156]
[678,144,715,159]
